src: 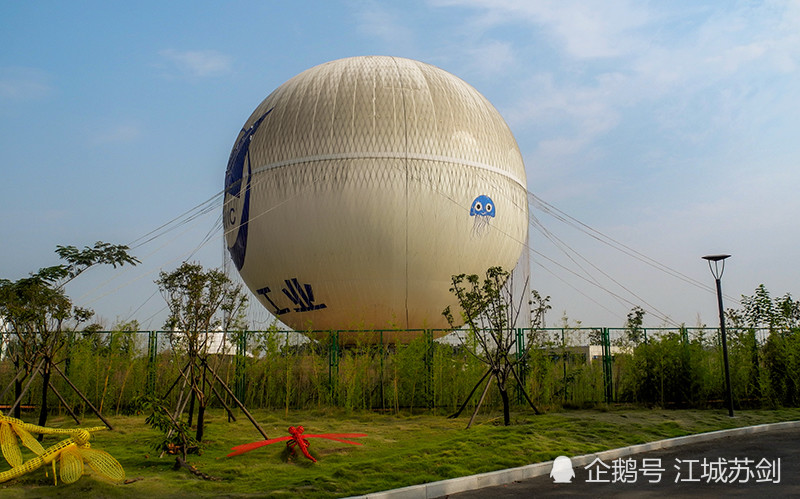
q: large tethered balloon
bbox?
[224,56,527,343]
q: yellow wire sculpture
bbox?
[0,413,124,485]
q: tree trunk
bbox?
[187,386,196,427]
[37,364,51,437]
[499,385,510,426]
[195,400,206,442]
[13,359,22,419]
[13,378,21,418]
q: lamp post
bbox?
[702,254,734,417]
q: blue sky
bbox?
[2,0,799,330]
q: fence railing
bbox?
[0,326,795,416]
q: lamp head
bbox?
[702,254,731,262]
[702,254,731,279]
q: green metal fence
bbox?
[0,326,795,417]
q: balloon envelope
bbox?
[224,56,527,343]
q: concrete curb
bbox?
[350,420,800,499]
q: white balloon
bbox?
[224,56,527,343]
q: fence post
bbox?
[234,331,247,403]
[561,327,568,403]
[424,330,434,409]
[516,328,527,405]
[147,331,157,396]
[601,327,613,403]
[379,330,385,411]
[328,331,339,402]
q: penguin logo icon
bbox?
[550,455,575,483]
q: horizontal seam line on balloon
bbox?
[251,153,526,189]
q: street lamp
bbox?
[702,254,734,417]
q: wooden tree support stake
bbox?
[51,361,113,430]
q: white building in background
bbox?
[202,331,239,356]
[546,345,625,362]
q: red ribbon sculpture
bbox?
[228,425,366,463]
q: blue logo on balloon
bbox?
[470,194,495,237]
[470,195,495,217]
[225,107,273,271]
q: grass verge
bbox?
[2,406,799,498]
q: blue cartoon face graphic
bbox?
[470,195,495,237]
[470,195,496,218]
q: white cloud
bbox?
[436,0,800,194]
[158,49,232,78]
[634,2,799,91]
[0,67,53,101]
[464,40,516,75]
[431,0,651,59]
[506,71,623,174]
[90,123,141,145]
[355,3,417,51]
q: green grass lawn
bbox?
[2,406,799,498]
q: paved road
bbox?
[444,426,800,498]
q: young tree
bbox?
[725,285,800,405]
[524,290,552,351]
[155,262,248,444]
[588,328,604,346]
[0,242,139,426]
[529,289,551,331]
[727,284,800,333]
[443,266,540,427]
[625,306,646,345]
